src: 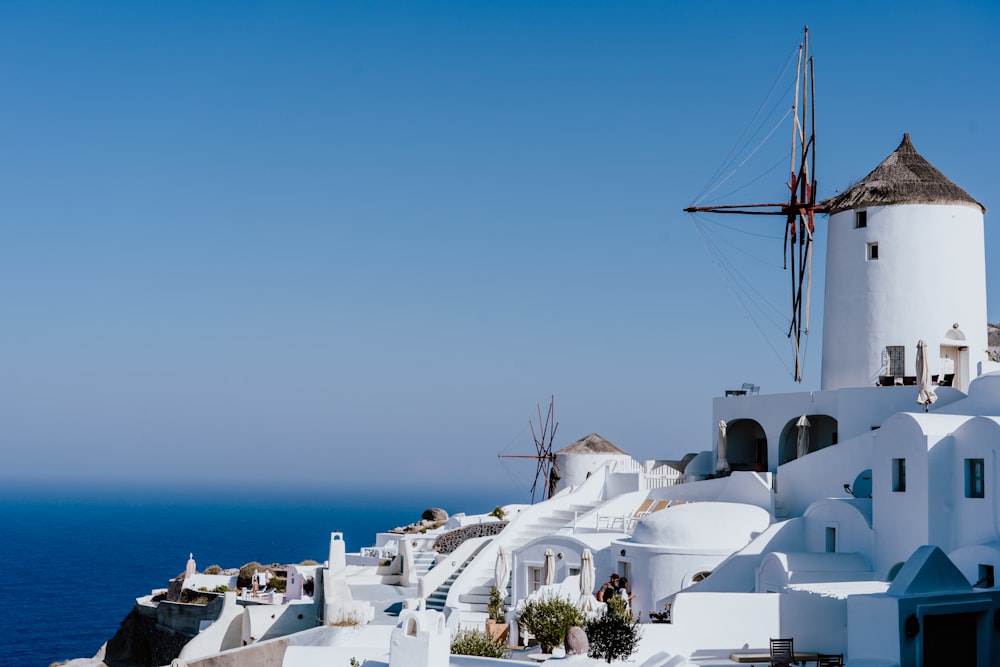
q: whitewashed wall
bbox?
[822,203,987,391]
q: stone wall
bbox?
[432,521,507,554]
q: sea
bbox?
[1,481,507,667]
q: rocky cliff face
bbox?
[100,606,192,667]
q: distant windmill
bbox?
[498,396,560,503]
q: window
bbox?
[867,242,879,260]
[893,458,906,492]
[529,566,543,593]
[886,346,905,378]
[966,458,985,498]
[825,526,837,552]
[855,210,867,228]
[976,564,994,588]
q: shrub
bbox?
[450,628,508,658]
[212,585,232,593]
[270,576,287,592]
[300,559,319,566]
[179,589,212,605]
[204,564,222,575]
[489,505,506,520]
[585,606,642,663]
[517,592,584,653]
[486,585,506,622]
[605,594,630,621]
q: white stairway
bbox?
[453,500,605,630]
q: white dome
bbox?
[630,502,770,549]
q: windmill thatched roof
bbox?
[555,433,629,456]
[824,133,985,215]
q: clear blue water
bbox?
[1,482,505,667]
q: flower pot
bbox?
[485,619,509,644]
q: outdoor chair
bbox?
[769,637,794,667]
[816,655,844,667]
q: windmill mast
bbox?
[498,396,560,502]
[685,26,822,382]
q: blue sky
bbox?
[2,1,998,498]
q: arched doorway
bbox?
[726,419,767,472]
[778,414,839,464]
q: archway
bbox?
[778,414,839,464]
[726,419,767,472]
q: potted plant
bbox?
[485,585,509,644]
[516,591,584,654]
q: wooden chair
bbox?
[816,654,844,667]
[769,637,794,667]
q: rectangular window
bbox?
[855,210,867,228]
[529,566,543,593]
[977,564,994,588]
[867,242,879,260]
[893,458,906,492]
[886,346,905,378]
[966,458,985,498]
[825,526,837,553]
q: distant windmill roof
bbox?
[555,433,629,456]
[824,133,985,215]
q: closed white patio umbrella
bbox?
[716,420,729,472]
[916,339,938,411]
[579,549,600,614]
[544,549,555,587]
[494,547,511,594]
[796,415,810,459]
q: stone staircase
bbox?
[425,555,475,612]
[453,500,605,629]
[412,551,438,580]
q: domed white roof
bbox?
[631,502,771,549]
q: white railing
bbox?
[609,459,685,490]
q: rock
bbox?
[422,508,448,522]
[564,626,589,655]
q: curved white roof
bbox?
[630,501,770,550]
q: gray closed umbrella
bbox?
[716,420,729,472]
[916,340,938,411]
[796,415,810,459]
[544,548,555,586]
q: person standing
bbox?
[597,573,619,602]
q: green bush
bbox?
[486,585,506,622]
[212,585,232,593]
[489,505,506,520]
[517,592,584,653]
[270,576,287,592]
[450,628,508,658]
[585,606,642,663]
[204,564,222,575]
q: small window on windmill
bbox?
[886,346,905,378]
[855,210,867,228]
[867,241,879,260]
